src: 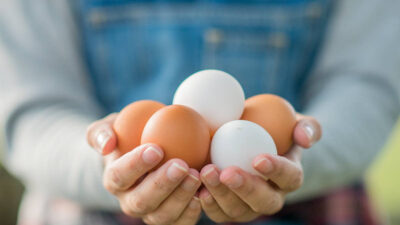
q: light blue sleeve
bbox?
[288,0,400,202]
[0,0,119,210]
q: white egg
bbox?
[211,120,277,175]
[173,70,245,133]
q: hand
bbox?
[198,114,322,223]
[86,114,202,225]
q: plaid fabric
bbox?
[18,183,383,225]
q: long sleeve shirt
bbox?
[0,0,399,222]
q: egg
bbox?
[241,94,297,155]
[173,69,245,134]
[211,120,277,175]
[141,105,210,170]
[113,100,165,154]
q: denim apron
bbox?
[75,0,333,224]
[76,0,332,114]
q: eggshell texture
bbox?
[211,120,277,175]
[241,94,297,155]
[173,69,245,134]
[113,100,165,154]
[141,105,210,170]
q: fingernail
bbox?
[142,146,163,164]
[301,121,315,144]
[254,157,272,174]
[167,163,188,182]
[96,130,111,153]
[202,167,220,187]
[182,174,200,191]
[225,172,243,189]
[189,197,200,209]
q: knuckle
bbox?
[288,169,303,190]
[182,212,200,225]
[226,206,247,218]
[166,212,180,224]
[274,163,285,178]
[239,183,255,199]
[225,209,236,218]
[209,215,228,224]
[102,176,113,193]
[142,216,153,225]
[121,202,139,217]
[262,195,284,215]
[129,197,153,214]
[270,199,284,214]
[203,206,228,223]
[187,206,201,218]
[265,195,279,210]
[129,161,145,178]
[147,212,177,225]
[251,200,266,214]
[104,166,123,192]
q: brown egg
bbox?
[113,100,165,154]
[241,94,297,155]
[141,105,210,170]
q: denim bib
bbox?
[76,0,333,115]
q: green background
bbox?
[367,119,400,224]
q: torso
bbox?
[75,0,332,113]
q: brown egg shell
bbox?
[141,104,211,170]
[241,94,297,155]
[113,100,165,155]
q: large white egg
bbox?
[173,70,245,133]
[211,120,277,175]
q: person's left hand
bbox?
[198,114,322,223]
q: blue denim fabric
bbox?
[75,0,333,115]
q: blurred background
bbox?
[367,119,400,225]
[0,119,398,225]
[0,134,24,225]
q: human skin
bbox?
[86,113,321,224]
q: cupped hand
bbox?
[199,114,322,223]
[86,114,202,225]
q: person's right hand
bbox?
[86,114,202,225]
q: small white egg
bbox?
[173,70,245,133]
[211,120,277,175]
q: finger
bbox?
[284,145,303,162]
[252,152,303,192]
[199,188,231,223]
[172,197,202,225]
[220,167,285,215]
[103,144,164,194]
[120,159,189,216]
[143,169,201,225]
[200,165,250,218]
[86,113,118,155]
[293,114,322,148]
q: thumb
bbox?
[293,114,322,148]
[86,113,118,155]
